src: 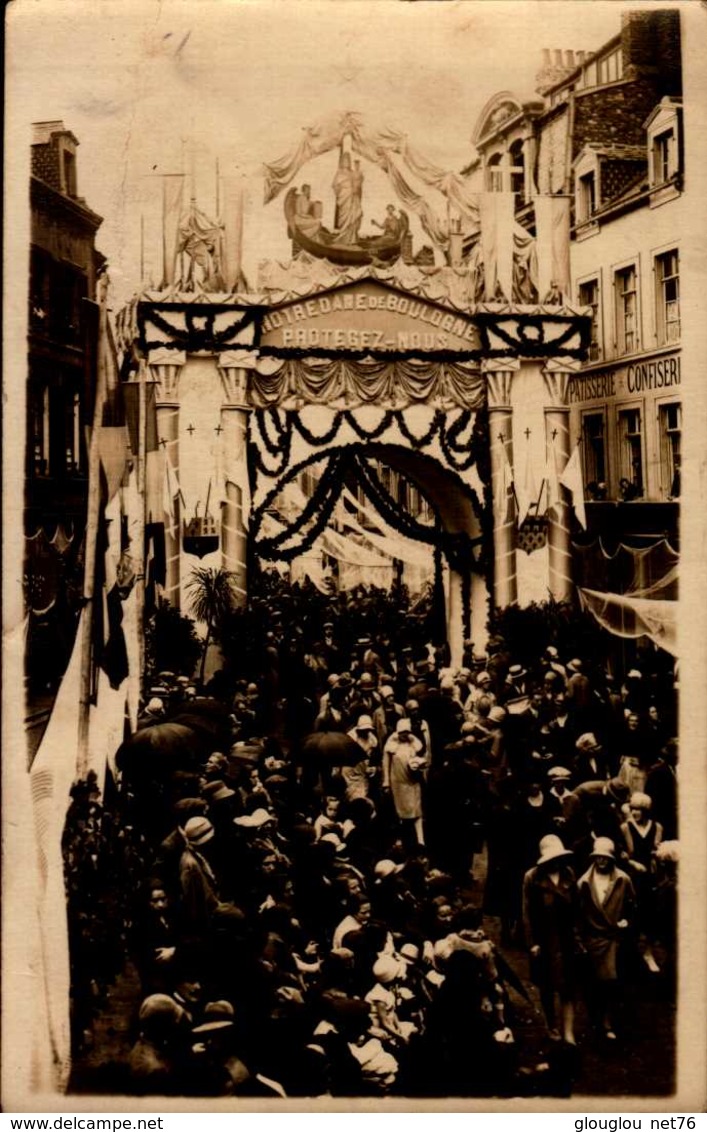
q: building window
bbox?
[597,47,622,85]
[655,249,680,344]
[615,265,638,354]
[582,411,607,492]
[652,129,675,186]
[618,407,643,498]
[578,172,596,222]
[659,402,681,498]
[578,278,601,360]
[509,140,525,197]
[486,153,503,192]
[64,390,84,475]
[30,385,51,477]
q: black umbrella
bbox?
[116,721,204,775]
[300,731,365,766]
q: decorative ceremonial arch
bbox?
[120,266,588,664]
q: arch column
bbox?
[218,350,257,607]
[484,359,519,609]
[149,349,185,609]
[542,358,580,603]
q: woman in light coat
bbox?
[383,719,429,848]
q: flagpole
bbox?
[77,272,110,780]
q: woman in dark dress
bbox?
[522,835,578,1045]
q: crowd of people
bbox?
[66,591,679,1098]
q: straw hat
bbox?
[233,808,272,829]
[183,816,215,847]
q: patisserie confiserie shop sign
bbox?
[259,282,480,353]
[568,352,681,404]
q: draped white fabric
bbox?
[579,588,677,657]
[534,194,571,301]
[262,112,534,257]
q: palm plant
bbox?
[186,566,236,686]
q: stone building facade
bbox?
[26,121,105,695]
[466,9,682,551]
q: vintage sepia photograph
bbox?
[3,0,706,1113]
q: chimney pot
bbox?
[554,49,564,66]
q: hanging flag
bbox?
[535,195,571,303]
[542,434,558,518]
[220,175,245,292]
[30,611,85,1092]
[95,311,129,503]
[516,439,539,528]
[87,670,127,791]
[494,443,514,519]
[559,443,587,529]
[479,192,515,301]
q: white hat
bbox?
[320,832,347,854]
[374,859,404,880]
[146,697,164,714]
[233,808,273,829]
[372,955,406,985]
[590,836,616,860]
[476,671,491,685]
[548,766,572,781]
[536,834,573,866]
[396,718,412,734]
[380,686,394,699]
[356,715,375,732]
[567,658,583,673]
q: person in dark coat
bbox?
[570,777,630,865]
[573,732,611,785]
[127,994,194,1096]
[522,834,578,1045]
[576,837,635,1040]
[131,885,180,994]
[645,738,678,839]
[620,792,663,973]
[177,817,221,939]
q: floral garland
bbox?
[250,441,485,574]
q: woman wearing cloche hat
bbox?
[382,718,429,850]
[576,837,636,1040]
[522,834,578,1045]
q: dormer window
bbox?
[596,46,622,85]
[573,148,600,233]
[645,98,682,206]
[652,129,675,186]
[578,172,596,222]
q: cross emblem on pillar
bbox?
[186,423,195,437]
[525,428,531,440]
[214,423,223,436]
[159,437,168,449]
